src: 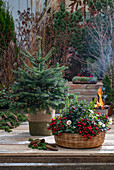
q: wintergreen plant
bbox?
[48,98,110,138]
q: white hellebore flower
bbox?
[108,117,112,125]
[102,124,105,127]
[90,114,94,119]
[47,124,50,128]
[94,122,97,125]
[67,120,72,125]
[98,122,103,126]
[89,110,94,114]
[93,116,96,119]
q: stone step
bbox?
[69,91,97,102]
[67,82,103,90]
[0,162,114,170]
[69,89,98,95]
[0,153,114,163]
[66,82,102,103]
[77,96,96,102]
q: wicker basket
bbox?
[54,131,105,148]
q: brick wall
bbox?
[67,81,103,103]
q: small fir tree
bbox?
[102,75,114,104]
[9,37,69,114]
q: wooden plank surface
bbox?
[0,115,114,163]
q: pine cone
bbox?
[45,145,58,151]
[30,140,39,145]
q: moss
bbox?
[72,76,97,82]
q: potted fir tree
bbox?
[9,37,68,136]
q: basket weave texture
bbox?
[54,131,105,148]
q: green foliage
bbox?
[88,0,113,13]
[28,138,58,151]
[0,86,13,109]
[111,89,114,104]
[28,139,46,150]
[89,99,97,110]
[0,87,10,109]
[0,0,15,52]
[72,76,97,82]
[0,111,27,132]
[54,3,82,32]
[54,3,83,46]
[102,75,114,104]
[48,99,110,138]
[63,100,94,121]
[28,138,47,150]
[46,2,83,64]
[9,37,69,114]
[0,0,18,87]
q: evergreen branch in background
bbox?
[102,75,114,104]
[0,0,19,87]
[0,111,27,132]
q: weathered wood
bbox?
[0,154,114,163]
[0,162,114,170]
[0,115,113,168]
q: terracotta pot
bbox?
[28,108,55,136]
[108,105,114,116]
[94,108,108,115]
